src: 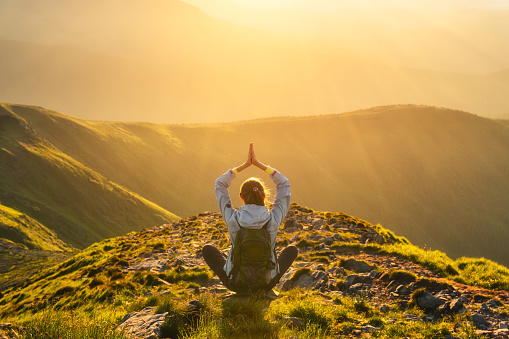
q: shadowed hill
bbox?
[0,104,179,251]
[4,103,509,266]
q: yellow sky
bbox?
[226,0,508,10]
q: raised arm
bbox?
[251,144,291,227]
[251,144,273,174]
[231,143,253,174]
[215,143,253,223]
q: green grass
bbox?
[333,242,509,290]
[0,236,497,339]
[0,203,72,251]
[164,267,213,283]
[20,309,127,339]
[0,104,179,253]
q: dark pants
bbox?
[202,244,298,292]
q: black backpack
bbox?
[230,220,276,293]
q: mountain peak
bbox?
[1,203,508,337]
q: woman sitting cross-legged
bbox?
[202,143,298,294]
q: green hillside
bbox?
[6,103,509,267]
[0,203,70,252]
[1,204,508,338]
[0,104,179,251]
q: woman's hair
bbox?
[240,177,267,206]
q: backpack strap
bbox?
[262,219,271,230]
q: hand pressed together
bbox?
[235,143,267,173]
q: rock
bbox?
[403,314,422,322]
[311,270,328,282]
[349,283,365,291]
[293,274,314,289]
[344,274,359,288]
[308,234,325,242]
[187,300,200,310]
[395,285,409,295]
[488,299,503,308]
[368,270,379,279]
[450,298,464,313]
[471,314,489,328]
[387,318,399,324]
[493,329,509,338]
[473,294,492,303]
[277,268,296,290]
[417,292,445,309]
[311,219,326,230]
[283,316,304,328]
[500,322,509,329]
[292,270,328,290]
[130,259,167,272]
[386,280,398,292]
[361,324,380,332]
[324,237,334,245]
[278,279,293,291]
[284,219,302,232]
[361,233,386,245]
[439,302,450,313]
[343,274,371,288]
[333,234,343,241]
[326,266,345,278]
[435,290,451,299]
[480,303,492,313]
[289,234,300,243]
[342,259,374,273]
[414,278,452,293]
[117,307,168,339]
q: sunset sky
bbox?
[192,0,509,11]
[1,0,508,123]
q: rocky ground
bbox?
[1,204,508,338]
[115,205,509,339]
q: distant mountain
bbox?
[3,103,509,266]
[0,104,179,251]
[1,1,509,122]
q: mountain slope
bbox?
[1,204,508,338]
[6,103,509,266]
[0,203,70,252]
[0,104,179,250]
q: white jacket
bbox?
[215,168,291,280]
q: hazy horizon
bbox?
[0,0,508,123]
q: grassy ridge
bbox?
[1,206,508,338]
[7,103,509,266]
[0,203,71,251]
[0,104,179,250]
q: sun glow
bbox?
[222,0,509,10]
